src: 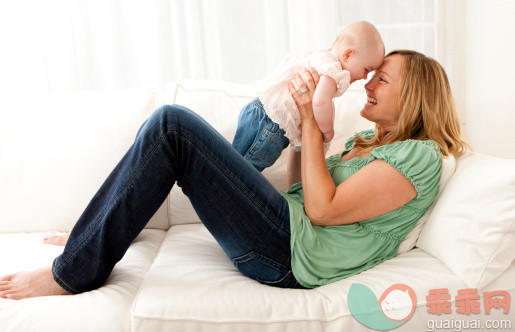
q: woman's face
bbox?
[361,54,403,132]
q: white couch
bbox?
[1,80,514,331]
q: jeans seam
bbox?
[233,251,286,271]
[232,251,254,264]
[53,130,168,274]
[248,132,282,165]
[52,267,80,294]
[233,251,291,285]
[257,270,292,285]
[246,131,273,165]
[173,127,290,238]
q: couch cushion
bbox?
[0,89,168,232]
[131,224,515,331]
[163,80,373,226]
[417,152,515,289]
[0,229,166,331]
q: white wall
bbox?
[457,0,515,158]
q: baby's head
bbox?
[331,21,385,83]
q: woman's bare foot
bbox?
[43,234,70,246]
[0,267,72,300]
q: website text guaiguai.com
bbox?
[427,318,511,331]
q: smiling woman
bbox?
[354,50,471,158]
[360,54,403,133]
[280,49,472,287]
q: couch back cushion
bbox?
[0,90,169,232]
[163,80,374,227]
[416,153,515,288]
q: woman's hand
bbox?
[288,68,320,123]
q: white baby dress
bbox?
[255,49,351,151]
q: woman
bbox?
[0,50,471,299]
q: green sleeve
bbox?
[369,140,442,209]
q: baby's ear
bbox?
[342,48,355,62]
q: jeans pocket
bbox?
[246,122,288,167]
[232,251,291,286]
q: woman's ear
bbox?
[342,48,355,62]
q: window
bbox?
[0,0,449,95]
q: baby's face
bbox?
[344,49,384,83]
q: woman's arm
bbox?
[288,72,336,222]
[285,67,320,189]
[310,159,417,225]
[288,70,417,226]
[286,148,302,189]
[312,75,337,142]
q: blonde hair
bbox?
[353,49,472,157]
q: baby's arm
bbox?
[312,75,337,142]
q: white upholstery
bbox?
[131,224,515,332]
[1,81,514,331]
[0,229,165,331]
[0,89,168,233]
[417,153,515,288]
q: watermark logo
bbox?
[426,288,512,331]
[348,283,512,331]
[348,283,417,330]
[426,288,511,315]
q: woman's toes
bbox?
[43,236,58,244]
[0,281,12,291]
[3,267,72,300]
[2,294,20,300]
[0,274,13,282]
[43,235,69,246]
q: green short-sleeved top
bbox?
[279,129,442,288]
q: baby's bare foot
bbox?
[43,234,70,246]
[0,267,72,300]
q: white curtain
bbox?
[0,0,440,96]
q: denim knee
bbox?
[151,104,188,127]
[137,104,195,139]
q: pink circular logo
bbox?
[378,283,417,322]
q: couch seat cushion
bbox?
[131,224,515,331]
[0,229,166,332]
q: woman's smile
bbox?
[366,95,377,105]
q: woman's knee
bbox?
[152,104,195,126]
[140,104,197,136]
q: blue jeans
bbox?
[51,105,305,293]
[232,98,290,172]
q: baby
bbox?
[231,21,385,171]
